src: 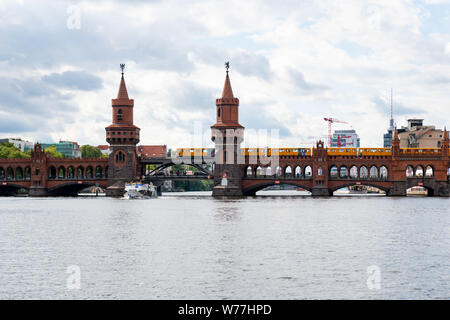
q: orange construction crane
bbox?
[323,117,348,147]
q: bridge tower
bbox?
[105,65,140,196]
[311,140,331,196]
[28,144,49,196]
[211,66,245,196]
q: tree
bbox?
[0,142,30,159]
[81,145,104,158]
[44,146,64,158]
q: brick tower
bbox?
[105,64,140,196]
[211,64,244,196]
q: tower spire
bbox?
[113,63,132,104]
[221,62,234,99]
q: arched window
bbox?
[15,167,23,180]
[276,166,282,177]
[425,166,434,177]
[117,109,123,121]
[25,167,31,180]
[406,165,414,177]
[318,167,323,176]
[340,166,348,178]
[380,166,388,179]
[86,166,93,179]
[295,166,302,178]
[0,167,4,179]
[58,166,65,179]
[256,166,263,177]
[360,166,368,178]
[350,166,358,178]
[370,166,378,178]
[304,166,312,177]
[330,165,338,178]
[115,151,126,163]
[96,166,103,178]
[48,166,57,179]
[245,166,253,177]
[285,166,292,177]
[218,107,221,118]
[415,166,424,177]
[77,166,84,179]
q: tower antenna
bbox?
[389,88,394,130]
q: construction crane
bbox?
[323,117,348,147]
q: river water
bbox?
[0,191,449,299]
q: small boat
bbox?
[124,182,156,199]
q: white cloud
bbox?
[1,0,450,148]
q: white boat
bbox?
[124,182,156,199]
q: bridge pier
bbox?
[311,187,332,196]
[105,181,126,197]
[29,187,49,197]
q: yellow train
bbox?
[176,147,442,158]
[358,148,392,156]
[176,148,214,157]
[327,148,358,156]
[400,148,440,156]
[240,148,311,156]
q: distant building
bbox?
[96,145,111,155]
[398,119,444,148]
[41,141,81,158]
[0,138,34,152]
[330,130,360,147]
[137,145,167,158]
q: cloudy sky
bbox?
[1,0,450,149]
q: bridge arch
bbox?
[0,182,29,196]
[330,182,389,194]
[243,181,312,196]
[47,182,108,196]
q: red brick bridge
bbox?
[1,66,450,197]
[0,145,108,196]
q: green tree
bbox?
[81,145,104,158]
[0,142,31,159]
[44,146,64,158]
